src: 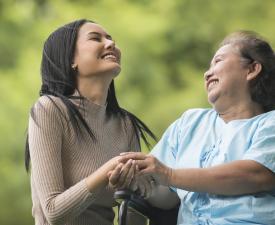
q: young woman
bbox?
[116,31,275,225]
[25,19,155,225]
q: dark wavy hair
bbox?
[220,31,275,112]
[25,19,156,171]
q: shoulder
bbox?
[259,110,275,122]
[256,110,275,129]
[31,95,68,121]
[176,108,216,126]
[161,108,215,137]
[32,95,65,111]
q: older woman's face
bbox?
[73,22,121,78]
[204,44,250,106]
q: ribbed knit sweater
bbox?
[28,95,141,225]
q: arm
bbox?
[170,159,275,195]
[119,153,275,196]
[119,112,275,196]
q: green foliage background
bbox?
[1,0,275,224]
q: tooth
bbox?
[208,81,218,89]
[103,54,116,60]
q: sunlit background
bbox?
[1,0,275,224]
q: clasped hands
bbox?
[107,152,172,198]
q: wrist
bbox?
[86,168,108,193]
[164,166,173,186]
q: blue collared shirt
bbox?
[151,109,275,225]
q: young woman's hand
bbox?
[119,152,173,186]
[85,156,126,192]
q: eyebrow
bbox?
[209,53,226,65]
[214,53,225,59]
[87,31,112,39]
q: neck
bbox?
[77,76,112,106]
[215,101,264,123]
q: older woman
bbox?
[114,31,275,224]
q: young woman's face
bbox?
[73,22,121,78]
[204,44,250,106]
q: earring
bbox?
[71,63,77,70]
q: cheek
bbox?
[75,43,99,62]
[77,51,98,67]
[76,56,100,76]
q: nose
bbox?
[204,68,213,81]
[105,39,115,50]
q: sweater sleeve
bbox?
[28,96,99,225]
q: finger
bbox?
[118,152,147,163]
[149,176,157,190]
[107,170,114,178]
[109,163,123,186]
[135,160,152,170]
[120,160,136,189]
[138,167,153,176]
[136,164,139,171]
[120,151,136,155]
[116,159,133,187]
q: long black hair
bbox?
[25,19,156,171]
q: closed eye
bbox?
[90,37,101,41]
[214,58,222,64]
[87,32,113,42]
[106,34,113,41]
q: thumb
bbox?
[107,170,113,178]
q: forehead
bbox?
[78,22,109,37]
[214,44,240,58]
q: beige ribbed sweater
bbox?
[28,95,140,225]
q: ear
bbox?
[71,63,78,70]
[246,61,262,81]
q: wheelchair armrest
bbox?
[114,189,154,218]
[114,189,179,225]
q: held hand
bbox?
[108,161,156,198]
[100,156,122,177]
[85,156,123,192]
[119,152,173,186]
[108,159,136,190]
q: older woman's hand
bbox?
[119,152,173,186]
[107,159,155,198]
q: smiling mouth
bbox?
[207,80,219,90]
[101,53,120,63]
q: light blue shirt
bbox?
[151,109,275,225]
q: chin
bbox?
[207,89,220,103]
[208,94,218,106]
[111,66,121,77]
[101,64,121,77]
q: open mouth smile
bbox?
[101,52,120,63]
[207,79,219,90]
